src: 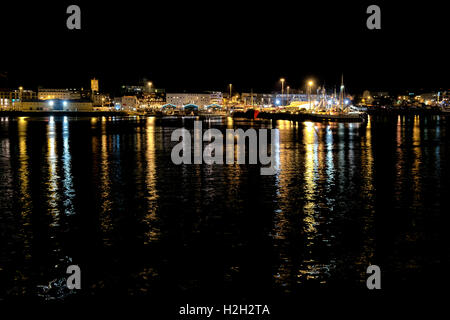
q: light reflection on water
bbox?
[47,116,60,226]
[62,116,75,217]
[143,117,160,243]
[0,115,449,300]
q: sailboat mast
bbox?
[333,86,337,111]
[339,74,344,112]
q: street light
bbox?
[286,86,290,106]
[280,78,285,106]
[307,80,314,110]
[147,82,153,94]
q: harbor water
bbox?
[0,115,449,304]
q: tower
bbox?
[91,78,99,93]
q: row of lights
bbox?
[48,100,68,107]
[280,78,314,89]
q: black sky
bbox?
[1,0,449,94]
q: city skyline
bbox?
[1,73,449,97]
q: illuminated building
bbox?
[208,92,223,105]
[114,96,140,110]
[91,78,99,93]
[0,88,38,109]
[19,99,93,111]
[38,88,82,100]
[166,93,211,108]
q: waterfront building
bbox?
[274,93,312,105]
[240,92,314,106]
[38,88,82,100]
[166,93,211,108]
[19,99,93,111]
[114,96,140,110]
[120,85,144,95]
[119,83,166,108]
[1,88,38,109]
[92,92,111,107]
[142,88,166,107]
[209,92,223,105]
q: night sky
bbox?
[1,0,449,94]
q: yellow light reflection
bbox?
[143,117,160,243]
[47,116,60,226]
[412,116,422,203]
[303,121,318,237]
[98,118,113,245]
[17,117,33,260]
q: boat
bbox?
[304,75,367,122]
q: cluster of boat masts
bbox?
[282,85,361,114]
[156,78,368,121]
[238,77,367,119]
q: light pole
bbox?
[286,86,290,106]
[18,86,23,111]
[307,80,313,110]
[280,78,285,106]
[147,82,154,109]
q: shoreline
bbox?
[0,110,129,117]
[1,109,448,121]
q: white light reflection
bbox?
[62,116,75,215]
[47,116,60,226]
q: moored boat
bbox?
[305,75,367,122]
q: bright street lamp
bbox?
[280,78,285,106]
[307,80,314,110]
[286,86,290,105]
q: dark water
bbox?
[0,115,449,305]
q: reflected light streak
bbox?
[412,116,422,204]
[325,124,334,191]
[62,116,75,215]
[99,118,113,244]
[47,116,60,226]
[395,116,405,202]
[143,117,160,243]
[303,121,318,238]
[17,117,33,260]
